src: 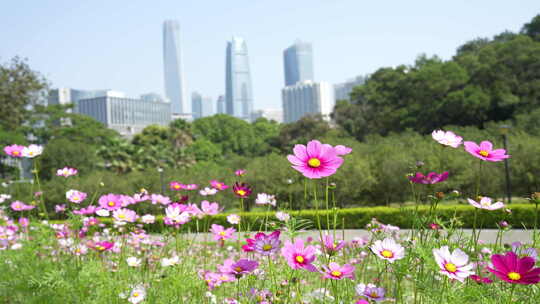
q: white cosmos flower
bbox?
[22,144,43,158]
[431,130,463,148]
[370,238,405,263]
[433,246,474,282]
[126,256,142,267]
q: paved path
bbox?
[183,229,535,244]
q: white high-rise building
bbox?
[282,81,334,123]
[334,75,366,101]
[163,20,187,114]
[283,40,314,86]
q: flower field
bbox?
[1,131,540,303]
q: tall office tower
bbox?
[283,40,314,86]
[216,95,226,114]
[334,75,366,101]
[282,81,334,123]
[225,37,253,121]
[192,92,215,120]
[163,20,187,114]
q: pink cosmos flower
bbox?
[221,258,259,277]
[55,204,67,213]
[321,262,355,280]
[182,183,198,190]
[433,246,474,282]
[287,140,344,179]
[210,224,235,241]
[470,275,493,284]
[467,196,504,211]
[370,238,405,263]
[66,190,87,204]
[73,205,98,215]
[3,144,25,157]
[164,203,191,226]
[201,200,219,216]
[322,234,346,255]
[90,241,114,252]
[169,181,184,191]
[334,145,352,155]
[233,182,252,198]
[235,169,246,176]
[408,172,449,184]
[150,194,171,205]
[281,239,318,272]
[247,230,281,255]
[10,201,35,211]
[18,217,29,228]
[98,193,122,211]
[56,167,78,177]
[432,130,463,148]
[356,283,386,302]
[464,140,510,162]
[488,251,540,284]
[112,208,138,222]
[210,180,229,190]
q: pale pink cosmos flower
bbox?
[227,214,240,225]
[322,234,346,255]
[66,189,87,204]
[432,130,463,148]
[56,167,78,177]
[370,238,405,263]
[321,262,355,280]
[112,208,138,223]
[128,285,146,304]
[464,140,510,162]
[210,224,235,241]
[275,211,290,222]
[55,204,67,213]
[201,200,219,216]
[98,193,122,211]
[3,144,25,158]
[164,203,191,226]
[467,196,505,211]
[281,239,318,272]
[334,145,352,155]
[255,193,276,206]
[433,246,474,282]
[199,187,218,196]
[21,144,43,158]
[150,194,171,205]
[287,140,344,179]
[73,205,98,215]
[210,180,229,191]
[141,214,155,224]
[10,201,35,211]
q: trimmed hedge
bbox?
[54,204,540,232]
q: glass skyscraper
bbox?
[283,40,314,86]
[192,92,214,120]
[225,37,253,121]
[163,20,186,114]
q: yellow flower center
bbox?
[370,291,380,298]
[381,250,394,258]
[13,151,19,155]
[237,190,246,196]
[28,151,34,155]
[96,245,105,251]
[133,292,139,297]
[119,214,125,219]
[174,184,180,189]
[445,263,457,273]
[308,158,321,168]
[219,231,226,236]
[108,201,115,207]
[331,270,342,277]
[479,150,489,157]
[262,244,273,251]
[73,196,79,201]
[295,255,305,263]
[508,272,521,281]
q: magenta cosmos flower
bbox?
[321,262,355,280]
[408,171,449,184]
[287,140,344,179]
[432,130,463,148]
[90,241,114,252]
[281,239,318,272]
[488,251,540,284]
[98,194,122,211]
[233,182,252,198]
[221,258,259,277]
[243,230,281,255]
[210,180,229,190]
[235,169,246,176]
[210,224,235,241]
[322,234,346,255]
[169,181,184,191]
[467,196,504,211]
[464,140,510,162]
[4,144,25,158]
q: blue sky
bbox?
[1,1,538,111]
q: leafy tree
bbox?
[276,115,330,151]
[39,138,99,180]
[0,57,48,131]
[521,14,540,41]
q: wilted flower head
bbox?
[233,182,252,198]
[287,140,344,179]
[431,130,463,148]
[56,167,78,177]
[255,193,276,206]
[464,140,510,162]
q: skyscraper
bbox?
[225,37,253,121]
[163,20,187,114]
[216,95,226,114]
[282,81,334,123]
[192,92,214,120]
[283,40,314,86]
